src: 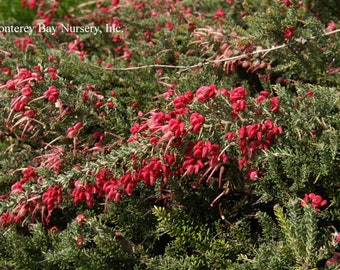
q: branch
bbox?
[90,29,340,73]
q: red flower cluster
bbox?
[196,84,217,102]
[72,180,97,208]
[254,91,270,103]
[95,167,124,204]
[229,86,248,103]
[301,193,327,212]
[11,166,36,195]
[14,36,33,51]
[225,119,282,174]
[228,86,248,116]
[181,140,228,183]
[127,84,284,192]
[44,85,59,103]
[189,112,205,133]
[0,81,285,226]
[238,120,282,154]
[128,110,186,147]
[42,186,62,211]
[34,145,64,173]
[47,67,58,80]
[2,68,42,116]
[173,91,193,109]
[139,157,169,186]
[103,178,123,203]
[42,185,63,222]
[20,84,33,97]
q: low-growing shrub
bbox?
[0,0,339,269]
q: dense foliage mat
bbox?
[0,0,339,269]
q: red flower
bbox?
[225,132,235,141]
[0,194,9,201]
[66,122,83,138]
[12,96,29,111]
[44,86,59,103]
[214,8,226,20]
[237,126,247,139]
[130,123,140,134]
[82,91,89,103]
[238,157,248,170]
[21,166,36,181]
[0,212,15,226]
[122,48,132,59]
[151,9,159,17]
[48,67,57,80]
[49,226,58,232]
[165,22,174,31]
[326,252,340,267]
[107,101,115,108]
[75,214,86,225]
[11,182,25,194]
[229,86,247,103]
[168,118,186,137]
[76,234,83,246]
[306,91,314,97]
[254,95,266,103]
[188,22,195,31]
[190,112,205,133]
[247,168,259,181]
[21,84,33,97]
[24,108,35,117]
[111,0,119,6]
[327,21,336,31]
[6,80,16,90]
[231,99,247,116]
[181,140,223,180]
[196,84,217,102]
[254,91,270,103]
[270,97,280,112]
[173,91,193,108]
[283,0,293,7]
[283,26,295,39]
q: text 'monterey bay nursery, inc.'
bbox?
[0,23,122,35]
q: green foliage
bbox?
[255,84,340,205]
[0,0,35,24]
[147,206,252,269]
[239,200,333,269]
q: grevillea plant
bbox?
[0,0,339,269]
[0,82,284,226]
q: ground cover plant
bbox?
[0,0,339,269]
